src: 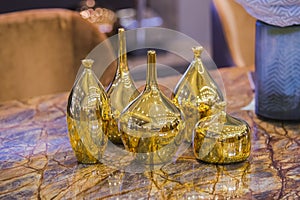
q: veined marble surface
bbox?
[0,67,299,199]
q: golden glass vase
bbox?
[67,59,111,164]
[193,108,251,164]
[106,28,140,145]
[118,50,185,166]
[173,46,224,143]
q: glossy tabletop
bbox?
[0,67,299,199]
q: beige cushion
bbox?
[213,0,256,67]
[0,8,116,102]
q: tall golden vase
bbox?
[106,28,140,145]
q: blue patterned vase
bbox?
[255,20,300,121]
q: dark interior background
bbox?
[0,0,134,13]
[0,0,233,67]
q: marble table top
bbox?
[0,67,299,199]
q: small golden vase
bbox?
[67,59,111,164]
[106,28,140,145]
[193,109,251,164]
[118,50,185,166]
[173,46,224,143]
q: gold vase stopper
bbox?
[106,28,140,145]
[67,58,111,164]
[118,50,186,166]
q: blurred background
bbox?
[0,0,234,68]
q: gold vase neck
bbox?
[219,111,227,123]
[191,46,205,73]
[118,28,129,72]
[146,50,158,88]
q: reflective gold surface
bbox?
[173,46,224,142]
[119,50,185,165]
[67,59,110,164]
[106,28,139,144]
[193,111,251,164]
